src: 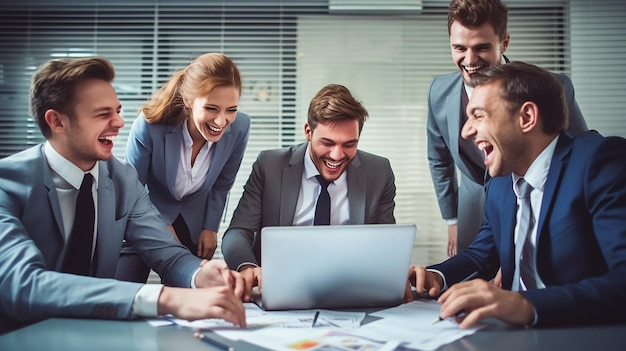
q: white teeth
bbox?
[208,125,223,133]
[98,135,116,141]
[477,142,486,151]
[324,160,341,169]
[464,65,483,73]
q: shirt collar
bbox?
[182,119,193,147]
[512,135,559,194]
[44,141,99,190]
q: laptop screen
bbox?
[259,224,416,310]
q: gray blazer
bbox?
[426,70,587,243]
[126,111,250,240]
[0,145,200,331]
[221,142,396,270]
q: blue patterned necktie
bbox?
[516,178,537,290]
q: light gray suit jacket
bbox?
[0,145,200,332]
[221,143,396,270]
[126,111,250,240]
[426,69,588,251]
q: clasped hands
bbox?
[405,265,535,328]
[158,259,248,327]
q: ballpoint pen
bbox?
[431,309,469,324]
[432,271,478,324]
[194,332,236,351]
[311,310,320,328]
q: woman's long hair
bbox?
[142,53,242,125]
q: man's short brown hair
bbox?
[307,84,368,134]
[447,0,509,42]
[30,56,115,138]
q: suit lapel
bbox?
[43,162,65,242]
[347,154,365,224]
[94,163,117,277]
[279,144,306,225]
[447,78,463,160]
[537,132,572,240]
[42,156,68,271]
[164,124,182,197]
[498,179,518,290]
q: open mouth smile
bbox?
[477,141,493,163]
[98,135,116,145]
[207,124,223,135]
[463,64,485,73]
[324,160,343,169]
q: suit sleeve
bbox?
[427,193,500,285]
[125,114,152,184]
[426,77,459,221]
[558,74,588,136]
[221,151,267,270]
[372,157,396,224]
[203,112,251,232]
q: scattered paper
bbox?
[146,301,484,351]
[354,300,486,350]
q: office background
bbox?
[0,0,624,267]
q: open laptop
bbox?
[257,224,416,311]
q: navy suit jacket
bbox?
[126,111,250,241]
[430,131,626,326]
[221,142,396,270]
[0,145,200,331]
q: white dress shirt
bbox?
[292,143,350,226]
[173,119,214,200]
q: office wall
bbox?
[0,0,624,267]
[570,0,626,138]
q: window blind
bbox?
[570,0,626,138]
[2,0,623,266]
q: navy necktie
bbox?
[62,173,95,276]
[515,178,537,290]
[314,175,331,226]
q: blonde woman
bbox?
[116,53,250,283]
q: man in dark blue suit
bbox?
[408,61,626,327]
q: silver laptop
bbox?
[258,224,416,310]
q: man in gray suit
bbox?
[0,56,245,333]
[221,84,396,300]
[427,0,587,258]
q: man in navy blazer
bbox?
[427,0,588,257]
[409,62,626,327]
[222,84,396,300]
[0,56,245,333]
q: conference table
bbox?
[1,313,625,351]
